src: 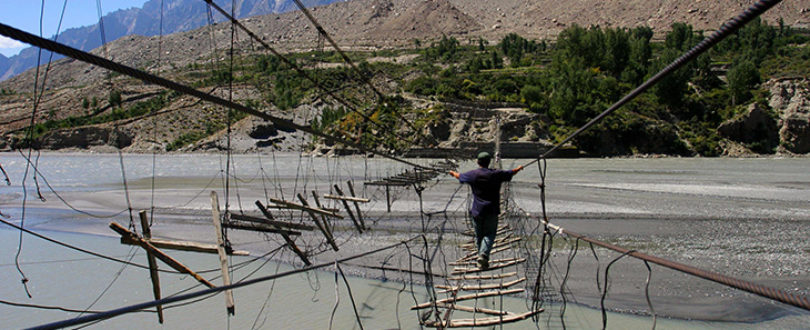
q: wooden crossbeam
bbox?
[256,201,311,266]
[458,245,513,262]
[119,237,250,256]
[450,257,523,267]
[422,309,544,328]
[434,304,508,316]
[323,194,370,203]
[451,258,526,275]
[447,272,517,281]
[437,277,527,293]
[411,288,524,310]
[222,221,301,236]
[267,204,340,213]
[269,197,343,219]
[229,213,315,231]
[462,237,522,250]
[110,222,215,289]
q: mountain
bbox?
[0,0,342,81]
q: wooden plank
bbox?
[447,272,517,281]
[458,245,512,262]
[437,277,527,293]
[210,192,235,315]
[297,194,339,251]
[462,237,522,250]
[310,192,333,234]
[346,181,365,229]
[450,257,523,267]
[411,288,524,310]
[267,204,340,213]
[322,194,370,203]
[110,222,215,289]
[451,258,526,275]
[256,201,311,266]
[363,181,409,187]
[268,197,343,219]
[119,237,249,256]
[422,309,544,328]
[139,211,164,324]
[333,185,363,233]
[434,304,508,316]
[229,213,315,231]
[222,220,301,236]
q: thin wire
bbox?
[329,261,341,330]
[336,262,365,330]
[149,0,166,225]
[600,250,636,330]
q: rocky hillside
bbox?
[0,0,342,81]
[0,0,808,156]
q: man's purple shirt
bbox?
[458,167,515,217]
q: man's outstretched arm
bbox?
[449,171,460,179]
[512,165,524,174]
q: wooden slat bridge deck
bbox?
[413,219,542,327]
[365,160,457,212]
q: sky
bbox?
[0,0,149,57]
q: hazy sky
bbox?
[0,0,149,57]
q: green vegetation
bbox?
[398,19,806,156]
[28,91,176,139]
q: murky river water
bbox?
[0,152,808,328]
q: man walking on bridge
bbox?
[450,152,523,270]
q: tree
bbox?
[727,59,760,105]
[109,90,122,108]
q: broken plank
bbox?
[228,213,315,231]
[256,201,311,266]
[211,192,235,315]
[139,211,164,324]
[269,197,343,219]
[333,184,363,233]
[345,181,365,230]
[297,194,339,251]
[110,222,215,288]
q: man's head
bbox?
[477,151,492,168]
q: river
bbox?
[0,152,808,328]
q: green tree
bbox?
[727,59,760,105]
[109,90,122,108]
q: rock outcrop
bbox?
[717,103,779,153]
[35,127,133,150]
[768,79,810,154]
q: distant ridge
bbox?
[0,0,342,81]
